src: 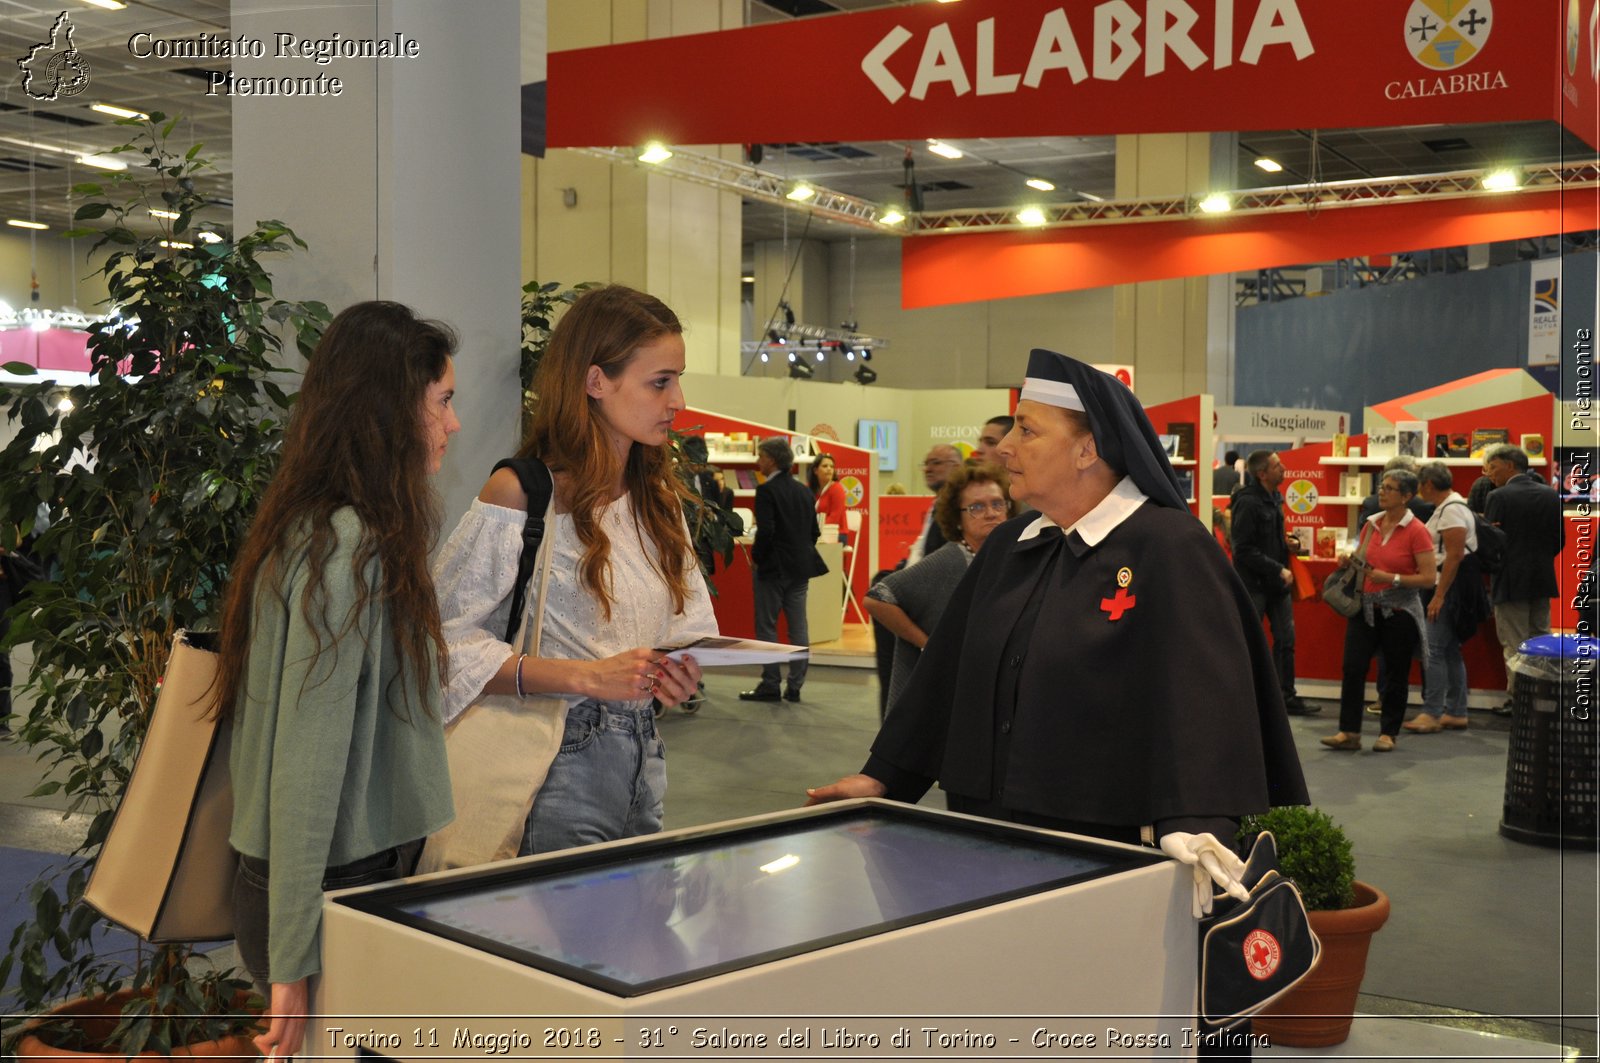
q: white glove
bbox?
[1160,831,1250,918]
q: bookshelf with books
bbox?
[1143,393,1214,518]
[676,407,875,641]
[1284,374,1563,698]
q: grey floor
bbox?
[2,656,1596,1060]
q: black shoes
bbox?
[738,686,801,703]
[1284,696,1320,716]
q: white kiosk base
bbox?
[315,800,1197,1061]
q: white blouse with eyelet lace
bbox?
[434,494,717,724]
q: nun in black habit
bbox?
[808,348,1308,868]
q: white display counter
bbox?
[315,800,1196,1060]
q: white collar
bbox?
[1017,477,1147,546]
[1365,507,1417,528]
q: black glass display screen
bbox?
[337,805,1154,996]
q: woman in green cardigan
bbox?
[214,301,462,1060]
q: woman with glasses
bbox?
[1321,469,1437,753]
[864,462,1016,718]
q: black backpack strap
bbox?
[491,456,555,644]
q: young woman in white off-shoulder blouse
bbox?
[434,285,716,856]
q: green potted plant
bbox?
[0,114,327,1058]
[1239,805,1391,1047]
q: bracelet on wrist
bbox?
[514,653,527,698]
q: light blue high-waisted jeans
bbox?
[519,698,666,857]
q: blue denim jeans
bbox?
[232,840,420,990]
[1422,612,1468,718]
[519,698,666,857]
[1247,588,1298,700]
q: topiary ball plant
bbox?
[1239,805,1356,911]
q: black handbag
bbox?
[1197,831,1321,1032]
[1319,527,1370,618]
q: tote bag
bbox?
[417,483,566,873]
[1319,528,1370,618]
[84,630,236,943]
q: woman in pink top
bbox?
[1322,468,1437,752]
[809,453,848,533]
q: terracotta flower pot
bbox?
[12,990,260,1060]
[1252,880,1391,1048]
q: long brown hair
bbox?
[520,285,695,621]
[214,301,457,721]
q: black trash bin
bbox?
[1499,634,1599,849]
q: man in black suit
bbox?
[1231,450,1316,716]
[1484,444,1564,677]
[741,436,828,703]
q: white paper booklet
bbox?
[656,635,809,666]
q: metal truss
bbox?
[574,146,1600,238]
[571,146,893,232]
[912,161,1600,233]
[1236,230,1596,306]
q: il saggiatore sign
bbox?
[548,0,1587,150]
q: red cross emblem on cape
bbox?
[1100,587,1136,621]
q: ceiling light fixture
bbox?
[7,219,48,230]
[1482,168,1521,192]
[879,208,906,225]
[149,209,179,220]
[927,140,963,160]
[853,364,878,385]
[1017,207,1048,226]
[91,103,147,119]
[637,143,673,164]
[77,154,127,171]
[159,240,194,249]
[1026,178,1056,192]
[1077,191,1105,203]
[1197,193,1233,214]
[78,0,127,8]
[1253,157,1284,173]
[786,184,816,202]
[196,231,223,243]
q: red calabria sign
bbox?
[549,0,1583,149]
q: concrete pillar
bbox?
[1112,133,1236,404]
[232,0,522,527]
[528,0,744,382]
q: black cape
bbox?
[864,501,1309,828]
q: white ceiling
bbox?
[1,0,234,234]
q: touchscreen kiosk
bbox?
[316,801,1195,1060]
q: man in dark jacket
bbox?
[1484,445,1564,674]
[742,436,828,703]
[1230,450,1315,716]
